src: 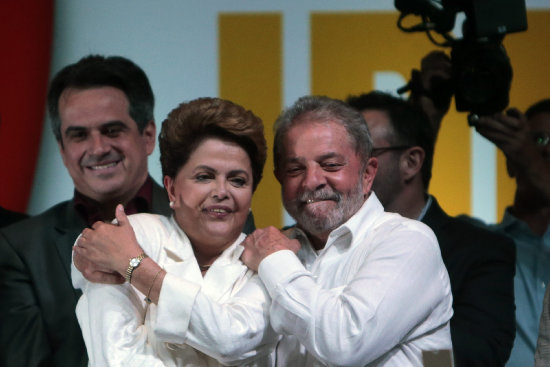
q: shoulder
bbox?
[367,212,440,259]
[128,212,172,229]
[127,213,174,253]
[373,212,438,244]
[441,215,515,255]
[0,206,28,227]
[0,201,74,244]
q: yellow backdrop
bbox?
[219,10,550,227]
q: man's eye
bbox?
[104,127,122,137]
[322,163,343,171]
[66,131,87,141]
[286,167,303,176]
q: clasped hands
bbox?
[73,204,141,284]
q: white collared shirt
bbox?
[258,193,453,367]
[72,214,276,367]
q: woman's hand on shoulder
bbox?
[240,226,300,271]
[74,204,144,277]
[73,249,125,284]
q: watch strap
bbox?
[125,252,148,283]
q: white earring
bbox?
[169,201,174,208]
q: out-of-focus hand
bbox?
[409,50,453,134]
[240,226,301,272]
[73,249,125,284]
[476,108,550,205]
[475,108,532,163]
[74,204,142,276]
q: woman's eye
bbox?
[195,174,212,182]
[230,177,247,187]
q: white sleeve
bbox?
[76,281,167,367]
[154,272,277,365]
[258,230,452,366]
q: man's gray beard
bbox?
[284,180,366,237]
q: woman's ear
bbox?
[401,146,425,182]
[163,176,176,203]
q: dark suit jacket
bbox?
[0,181,170,367]
[422,197,516,367]
[0,206,28,228]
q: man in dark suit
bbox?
[347,91,516,366]
[0,55,171,367]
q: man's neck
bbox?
[385,187,427,220]
[303,231,328,251]
[510,202,550,236]
[75,175,150,224]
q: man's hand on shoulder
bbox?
[240,226,301,272]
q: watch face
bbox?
[130,258,140,267]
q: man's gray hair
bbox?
[273,95,373,170]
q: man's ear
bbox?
[142,120,156,155]
[401,146,425,182]
[362,157,378,195]
[163,175,176,203]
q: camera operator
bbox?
[475,102,550,367]
[409,49,550,366]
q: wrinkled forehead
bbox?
[283,119,356,159]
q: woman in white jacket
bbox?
[72,97,284,366]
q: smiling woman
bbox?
[71,97,275,366]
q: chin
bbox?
[205,224,241,240]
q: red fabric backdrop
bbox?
[0,2,54,212]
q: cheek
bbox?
[234,188,253,210]
[61,145,82,167]
[281,180,299,201]
[176,183,209,208]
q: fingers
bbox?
[115,204,128,227]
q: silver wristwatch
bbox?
[125,252,147,283]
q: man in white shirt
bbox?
[241,95,453,367]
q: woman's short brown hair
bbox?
[159,97,267,191]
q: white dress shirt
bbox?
[258,194,453,367]
[72,214,277,367]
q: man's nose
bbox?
[302,165,326,191]
[89,133,110,155]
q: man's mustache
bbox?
[297,189,341,204]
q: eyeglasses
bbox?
[532,131,550,148]
[371,145,411,157]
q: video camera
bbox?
[394,0,527,120]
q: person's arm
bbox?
[535,284,550,367]
[75,279,167,366]
[0,233,53,367]
[74,208,278,365]
[154,271,277,365]
[243,225,452,365]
